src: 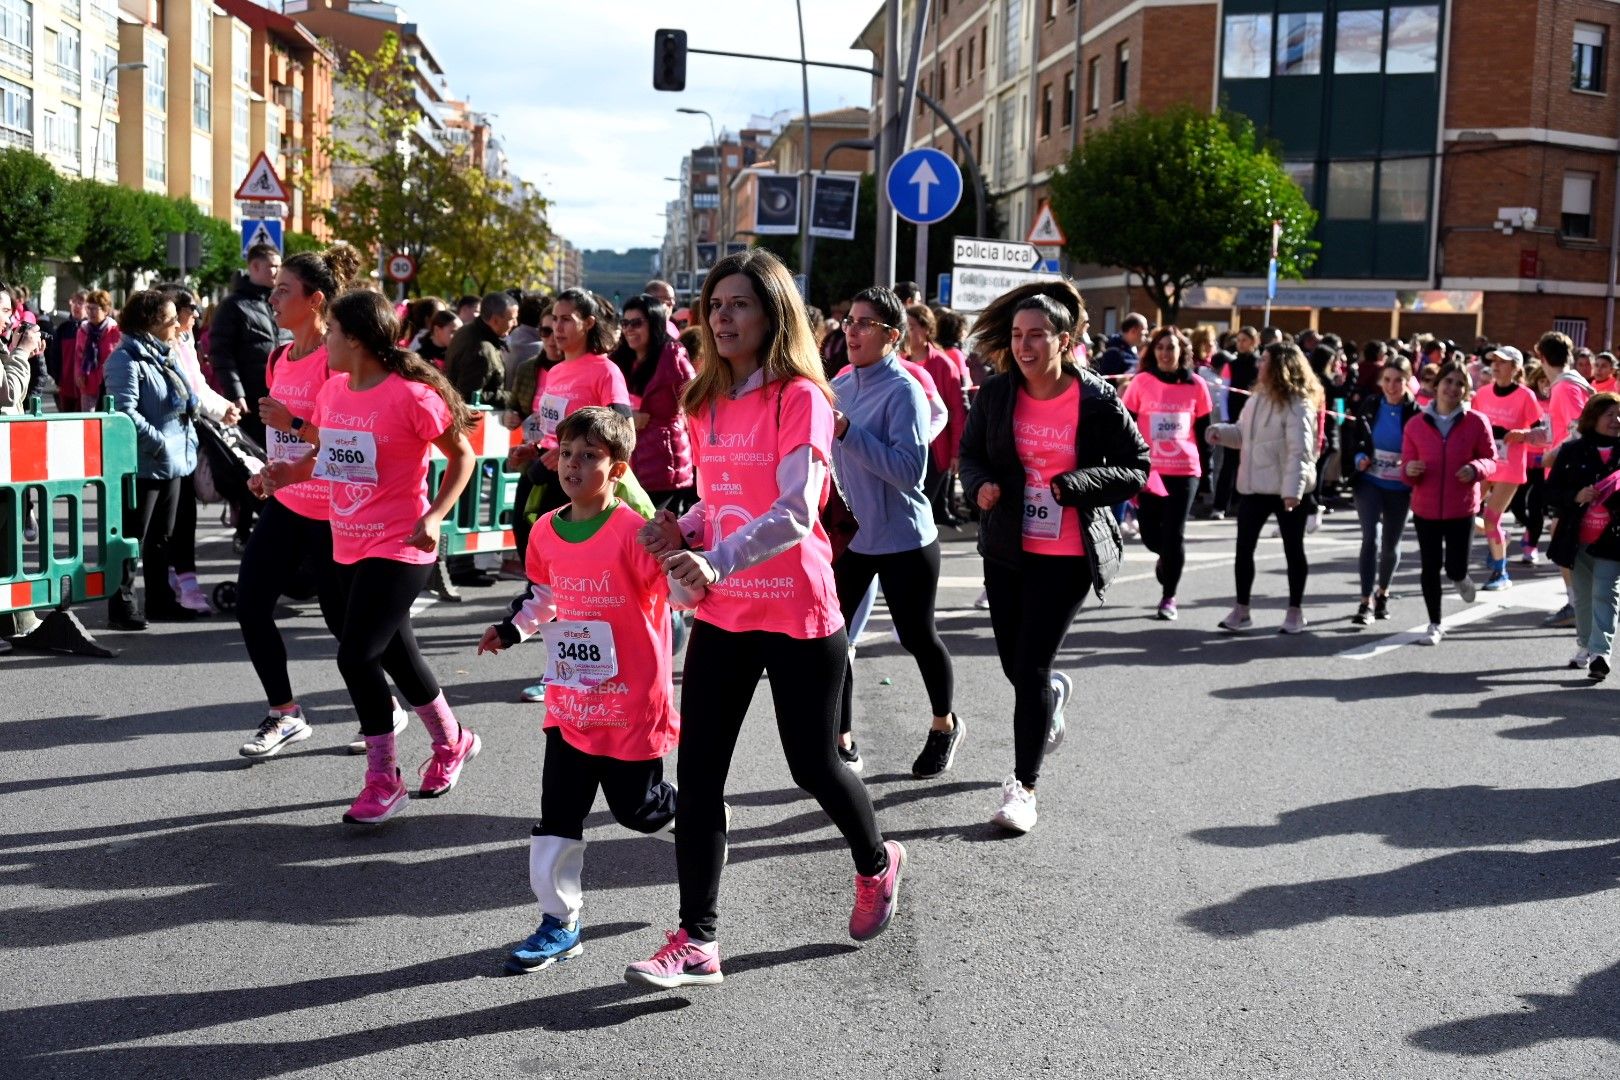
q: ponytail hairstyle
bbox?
[328,289,475,435]
[970,279,1087,374]
[554,287,620,355]
[282,242,364,319]
[682,247,834,414]
[402,295,448,343]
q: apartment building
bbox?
[727,108,872,245]
[0,0,126,178]
[860,0,1620,348]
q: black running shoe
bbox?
[1373,593,1390,620]
[1590,655,1610,682]
[911,716,966,779]
[1351,602,1372,627]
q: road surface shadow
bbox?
[1181,841,1620,937]
[1188,779,1620,850]
[7,941,855,1078]
[1208,667,1547,704]
[1406,957,1620,1056]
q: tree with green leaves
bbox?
[0,148,86,280]
[74,180,159,287]
[1047,106,1317,323]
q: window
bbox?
[53,24,79,77]
[0,74,28,132]
[1378,159,1428,222]
[1284,161,1316,205]
[1563,171,1596,238]
[1114,41,1129,103]
[232,23,250,86]
[1062,69,1074,127]
[1335,10,1384,75]
[192,0,212,66]
[144,112,165,183]
[1326,161,1375,219]
[1223,13,1272,79]
[981,27,988,76]
[1002,0,1023,78]
[1087,56,1099,114]
[91,44,116,90]
[1554,318,1589,349]
[232,88,248,148]
[967,36,976,79]
[995,93,1016,183]
[193,67,211,131]
[0,0,32,51]
[1276,12,1322,76]
[1385,6,1440,74]
[974,121,983,165]
[43,103,79,164]
[1574,23,1606,92]
[954,46,962,89]
[1045,0,1057,22]
[191,130,211,202]
[267,107,281,158]
[147,39,166,109]
[97,120,115,174]
[1039,81,1052,137]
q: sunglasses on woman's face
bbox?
[621,317,647,330]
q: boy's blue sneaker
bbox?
[519,683,546,703]
[506,914,582,973]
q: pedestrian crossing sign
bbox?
[241,218,283,256]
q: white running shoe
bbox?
[1218,605,1253,632]
[1279,607,1308,635]
[348,705,411,754]
[240,710,312,758]
[973,589,991,611]
[1306,511,1323,534]
[1569,647,1594,670]
[1455,576,1478,604]
[1046,671,1072,755]
[1422,623,1444,646]
[991,775,1038,833]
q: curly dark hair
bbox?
[118,289,174,337]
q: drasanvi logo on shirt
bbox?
[323,409,381,430]
[1014,419,1074,442]
[331,482,373,518]
[708,430,759,448]
[712,504,754,541]
[553,570,614,594]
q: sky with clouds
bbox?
[414,1,883,253]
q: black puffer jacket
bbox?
[1546,433,1620,566]
[959,364,1150,599]
[209,280,282,405]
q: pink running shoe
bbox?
[417,728,481,798]
[849,839,907,941]
[624,929,723,989]
[343,769,408,824]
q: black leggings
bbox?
[169,473,199,575]
[983,552,1091,788]
[1511,468,1546,547]
[536,728,675,840]
[236,497,343,706]
[835,540,953,733]
[1136,474,1199,599]
[676,620,885,942]
[1234,494,1309,606]
[331,558,440,735]
[1413,516,1473,624]
[117,477,181,611]
[1214,448,1241,512]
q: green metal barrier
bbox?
[428,405,522,557]
[1,399,141,656]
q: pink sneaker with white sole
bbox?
[849,839,907,941]
[343,768,408,824]
[624,929,723,988]
[417,728,480,798]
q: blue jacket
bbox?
[830,353,936,555]
[104,333,198,479]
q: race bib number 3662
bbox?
[316,429,378,485]
[267,426,309,465]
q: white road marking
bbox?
[1337,577,1566,661]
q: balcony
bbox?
[62,0,81,18]
[0,40,30,78]
[49,62,82,100]
[0,126,34,151]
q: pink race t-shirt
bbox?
[1470,382,1544,485]
[898,356,941,405]
[1121,373,1211,478]
[311,372,453,565]
[687,377,842,639]
[1014,382,1085,558]
[1549,376,1591,448]
[265,343,333,521]
[526,503,678,761]
[529,353,630,447]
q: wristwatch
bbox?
[290,417,305,432]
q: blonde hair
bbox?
[1259,342,1324,407]
[682,248,834,413]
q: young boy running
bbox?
[478,407,700,973]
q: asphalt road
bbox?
[4,507,1618,1079]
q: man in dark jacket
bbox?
[208,244,285,548]
[446,292,517,411]
[1096,313,1147,379]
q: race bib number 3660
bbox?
[316,429,378,485]
[542,620,619,689]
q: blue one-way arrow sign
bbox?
[886,147,963,226]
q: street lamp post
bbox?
[676,107,723,273]
[93,61,147,183]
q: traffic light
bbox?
[653,29,688,92]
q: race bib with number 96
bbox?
[1022,483,1062,541]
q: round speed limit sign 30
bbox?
[385,253,417,283]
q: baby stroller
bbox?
[193,417,266,612]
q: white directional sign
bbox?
[949,266,1062,313]
[239,200,288,220]
[952,237,1041,271]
